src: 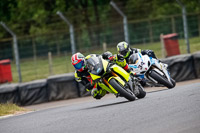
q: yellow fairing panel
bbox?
[111,64,130,81]
[90,73,101,80]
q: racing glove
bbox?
[127,67,136,76]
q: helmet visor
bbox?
[119,48,129,56]
[74,60,85,70]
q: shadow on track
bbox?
[146,88,168,93]
[82,100,130,110]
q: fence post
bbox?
[57,11,76,55]
[176,0,190,53]
[48,52,53,75]
[110,1,129,44]
[160,33,165,58]
[0,22,22,83]
[103,42,107,52]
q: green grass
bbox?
[11,56,73,82]
[0,103,28,116]
[10,36,200,83]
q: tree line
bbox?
[0,0,199,39]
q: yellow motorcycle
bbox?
[86,55,146,101]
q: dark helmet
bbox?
[117,41,131,58]
[102,51,113,59]
[128,53,138,64]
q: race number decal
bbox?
[138,62,145,70]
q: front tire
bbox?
[149,70,174,89]
[170,78,176,89]
[136,84,146,98]
[109,78,136,101]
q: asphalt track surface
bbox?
[0,80,200,133]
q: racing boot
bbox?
[91,88,107,100]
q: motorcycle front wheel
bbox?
[170,78,176,88]
[109,78,136,101]
[136,84,146,98]
[149,70,174,89]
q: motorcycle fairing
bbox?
[87,56,104,75]
[111,64,130,82]
[90,73,101,82]
[101,57,109,72]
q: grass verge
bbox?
[0,103,28,117]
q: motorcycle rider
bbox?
[116,41,157,64]
[115,41,167,86]
[116,41,168,67]
[71,52,107,99]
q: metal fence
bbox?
[0,13,200,83]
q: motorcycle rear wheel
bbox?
[149,70,174,89]
[109,78,136,101]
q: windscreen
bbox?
[129,54,139,64]
[87,56,103,75]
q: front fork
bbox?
[149,65,172,84]
[154,60,172,84]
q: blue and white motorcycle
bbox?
[128,52,176,89]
